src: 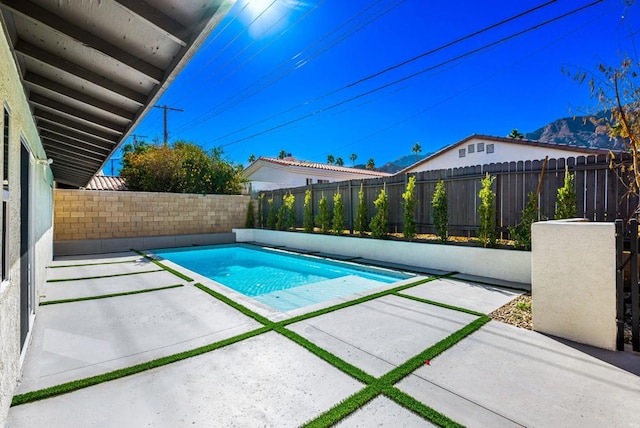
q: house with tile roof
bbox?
[85,175,128,191]
[400,134,612,174]
[243,156,391,193]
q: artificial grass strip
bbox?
[49,260,138,268]
[280,275,443,327]
[379,315,490,387]
[46,269,164,282]
[392,292,485,317]
[11,325,272,407]
[193,283,273,326]
[274,325,376,385]
[39,284,184,306]
[383,386,465,428]
[131,249,194,282]
[301,385,380,428]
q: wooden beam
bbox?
[42,148,103,172]
[40,130,112,157]
[1,0,164,82]
[30,93,127,133]
[33,108,120,143]
[24,72,136,121]
[16,40,147,105]
[113,0,189,46]
[38,121,117,152]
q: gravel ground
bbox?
[489,293,532,330]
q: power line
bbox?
[172,0,406,135]
[216,0,606,147]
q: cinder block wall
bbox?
[54,190,251,240]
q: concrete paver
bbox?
[288,295,477,376]
[8,252,640,427]
[9,332,363,428]
[401,277,523,314]
[397,321,640,428]
[18,284,261,393]
[336,396,435,427]
[42,270,182,301]
[50,252,142,265]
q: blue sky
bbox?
[106,0,639,174]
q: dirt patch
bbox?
[489,294,532,330]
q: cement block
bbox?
[9,333,363,428]
[397,321,640,428]
[288,295,477,376]
[336,396,435,427]
[401,278,523,314]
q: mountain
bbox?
[373,153,430,174]
[524,111,619,149]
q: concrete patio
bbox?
[7,250,640,427]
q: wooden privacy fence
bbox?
[259,154,638,238]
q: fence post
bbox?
[615,219,624,351]
[633,217,640,352]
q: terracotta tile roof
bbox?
[258,157,391,177]
[85,175,128,191]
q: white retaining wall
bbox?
[234,229,531,285]
[532,220,616,350]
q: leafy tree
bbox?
[286,193,296,230]
[572,58,640,198]
[402,176,417,240]
[245,200,255,228]
[303,189,314,232]
[355,182,369,236]
[257,193,265,228]
[432,180,448,243]
[121,140,244,194]
[370,186,389,239]
[509,192,538,250]
[278,150,287,159]
[327,154,335,165]
[316,193,331,233]
[336,157,344,167]
[508,129,525,139]
[332,192,345,234]
[555,166,577,219]
[478,173,496,247]
[350,153,358,166]
[267,198,276,230]
[412,142,422,162]
[366,158,375,170]
[248,154,256,163]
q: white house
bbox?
[401,134,612,173]
[0,1,234,424]
[243,156,391,192]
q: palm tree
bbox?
[278,150,287,159]
[366,158,375,170]
[508,129,524,139]
[350,153,357,166]
[327,154,335,164]
[336,157,344,167]
[248,154,256,163]
[412,142,422,162]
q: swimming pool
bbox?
[153,244,413,311]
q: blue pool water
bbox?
[153,244,412,311]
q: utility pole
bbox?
[131,134,148,145]
[154,105,183,146]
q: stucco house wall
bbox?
[243,157,390,192]
[402,135,610,173]
[0,20,54,426]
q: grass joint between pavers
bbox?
[14,267,487,428]
[39,284,184,306]
[46,269,164,283]
[131,249,194,282]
